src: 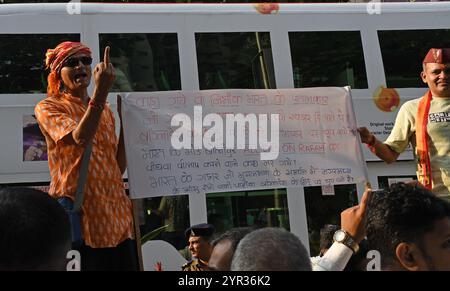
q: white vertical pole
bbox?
[270,30,294,89]
[177,28,199,91]
[287,187,310,254]
[346,87,371,201]
[189,192,208,226]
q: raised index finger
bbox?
[359,186,372,212]
[104,46,110,65]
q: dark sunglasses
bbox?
[63,56,93,68]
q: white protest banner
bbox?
[122,88,367,199]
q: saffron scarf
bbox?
[416,91,432,190]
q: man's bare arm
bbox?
[358,127,400,164]
[64,46,115,146]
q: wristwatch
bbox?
[333,229,359,253]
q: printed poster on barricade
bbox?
[122,88,367,199]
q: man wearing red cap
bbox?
[358,48,450,200]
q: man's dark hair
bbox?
[319,224,340,254]
[366,182,450,269]
[0,187,71,270]
[230,227,312,271]
[211,227,253,251]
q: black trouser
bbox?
[77,239,139,271]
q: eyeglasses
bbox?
[63,56,93,68]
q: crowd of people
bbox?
[175,182,450,271]
[0,42,449,271]
[2,182,449,271]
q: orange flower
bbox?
[254,3,279,15]
[372,85,400,112]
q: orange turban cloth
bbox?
[45,41,91,97]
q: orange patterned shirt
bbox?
[35,93,133,248]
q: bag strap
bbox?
[73,143,93,212]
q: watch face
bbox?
[334,230,346,242]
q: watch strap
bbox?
[334,230,359,253]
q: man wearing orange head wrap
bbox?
[35,42,137,270]
[358,48,450,200]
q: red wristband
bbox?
[367,135,376,147]
[89,100,105,110]
[366,143,377,154]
